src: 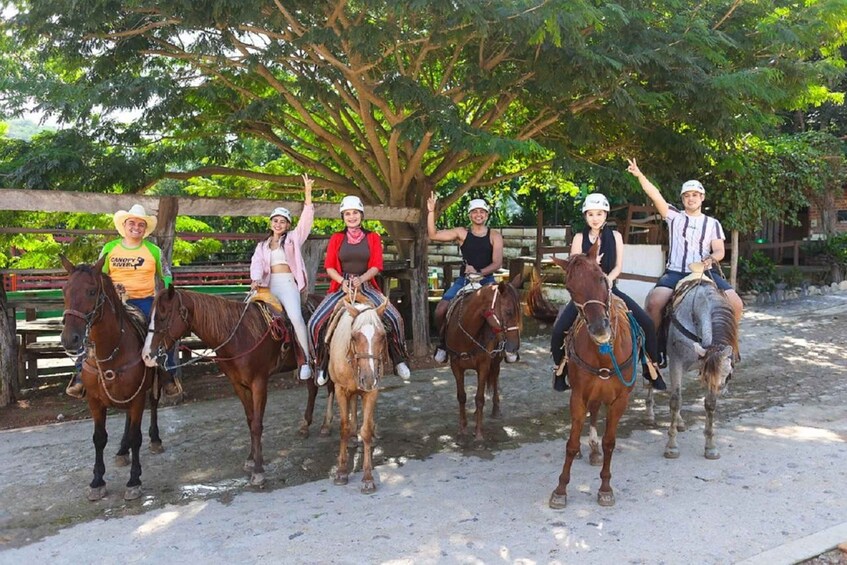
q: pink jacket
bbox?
[250,203,315,291]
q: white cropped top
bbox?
[270,246,288,267]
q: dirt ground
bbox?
[1,292,846,562]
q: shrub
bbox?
[738,251,777,292]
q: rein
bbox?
[448,284,519,360]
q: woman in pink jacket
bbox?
[250,174,315,380]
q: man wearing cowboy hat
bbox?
[65,204,183,399]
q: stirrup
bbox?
[433,348,447,363]
[315,369,328,387]
[65,376,85,399]
[298,364,312,380]
[162,375,183,398]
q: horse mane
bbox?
[180,290,268,342]
[328,303,384,361]
[702,287,739,380]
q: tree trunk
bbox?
[154,196,178,287]
[0,285,19,407]
[409,231,430,358]
[730,230,739,289]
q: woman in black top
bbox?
[551,193,666,391]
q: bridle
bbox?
[571,275,612,324]
[346,304,385,390]
[62,270,125,363]
[453,284,521,359]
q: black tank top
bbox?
[581,225,617,276]
[460,228,493,276]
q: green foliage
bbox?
[738,251,777,293]
[780,267,805,289]
[803,233,847,268]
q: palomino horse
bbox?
[646,274,738,460]
[443,278,522,440]
[60,255,163,501]
[327,294,389,494]
[143,286,299,486]
[549,241,640,509]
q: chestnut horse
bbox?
[60,255,163,501]
[143,286,299,486]
[646,278,738,460]
[549,241,641,509]
[443,278,522,440]
[328,294,389,494]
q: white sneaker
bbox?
[298,364,312,380]
[505,352,519,363]
[315,369,328,386]
[433,348,447,363]
[395,362,411,379]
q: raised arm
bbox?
[427,192,466,243]
[626,158,669,219]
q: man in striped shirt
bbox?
[626,159,744,336]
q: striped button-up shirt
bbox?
[665,206,725,273]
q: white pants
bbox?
[269,273,310,362]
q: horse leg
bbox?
[349,395,360,448]
[247,378,269,487]
[299,378,319,438]
[452,364,468,437]
[550,394,587,509]
[664,362,683,459]
[645,386,656,426]
[148,388,164,454]
[114,413,131,467]
[320,384,335,437]
[88,402,108,501]
[473,364,488,441]
[232,385,257,473]
[359,391,378,494]
[587,400,602,466]
[597,394,630,507]
[124,400,145,501]
[703,390,720,460]
[489,361,502,419]
[334,389,352,485]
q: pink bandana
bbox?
[346,227,365,245]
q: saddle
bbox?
[442,280,483,336]
[245,287,290,344]
[658,263,718,362]
[323,292,377,347]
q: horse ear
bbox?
[720,345,734,359]
[60,254,75,274]
[693,343,707,358]
[551,256,570,275]
[167,284,175,299]
[376,295,390,317]
[93,254,107,274]
[345,303,359,317]
[586,238,601,261]
[509,273,523,289]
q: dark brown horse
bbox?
[549,241,639,509]
[443,278,522,440]
[143,286,298,486]
[60,255,163,501]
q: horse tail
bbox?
[525,269,557,323]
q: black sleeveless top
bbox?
[581,225,617,276]
[460,228,493,276]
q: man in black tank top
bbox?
[427,193,506,363]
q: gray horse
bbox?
[646,281,739,460]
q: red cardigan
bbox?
[324,230,384,293]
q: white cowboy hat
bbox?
[114,204,157,238]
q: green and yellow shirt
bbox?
[99,239,172,299]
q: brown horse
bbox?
[443,278,522,440]
[327,294,389,494]
[60,255,163,501]
[548,241,639,509]
[143,286,298,486]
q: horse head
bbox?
[552,239,612,344]
[483,279,522,359]
[143,285,189,368]
[344,296,389,392]
[60,254,110,354]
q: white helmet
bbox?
[581,193,610,213]
[680,180,705,195]
[467,198,490,214]
[339,195,365,214]
[269,207,292,222]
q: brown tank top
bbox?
[338,238,370,276]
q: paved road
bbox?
[1,292,846,564]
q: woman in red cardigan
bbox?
[308,195,411,386]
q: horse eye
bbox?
[88,289,96,297]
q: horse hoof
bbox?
[319,426,331,437]
[664,448,680,459]
[704,448,721,460]
[597,490,615,507]
[334,473,349,486]
[124,485,143,501]
[676,422,686,432]
[549,492,567,509]
[243,459,255,472]
[298,425,310,438]
[250,472,266,487]
[149,442,165,454]
[589,453,603,467]
[114,454,130,467]
[361,481,376,494]
[87,486,107,501]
